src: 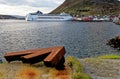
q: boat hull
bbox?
[25,14,73,21]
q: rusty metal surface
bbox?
[4,46,66,67]
[44,46,66,66]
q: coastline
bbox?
[116,20,120,25]
[0,61,71,79]
[79,58,120,79]
[1,55,120,79]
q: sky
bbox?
[0,0,65,16]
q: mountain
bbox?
[0,15,17,19]
[51,0,120,16]
[12,15,25,19]
[0,15,25,19]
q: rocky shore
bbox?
[0,62,71,79]
[116,20,120,25]
[107,36,120,50]
[79,58,120,79]
[1,55,120,79]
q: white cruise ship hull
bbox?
[25,14,73,21]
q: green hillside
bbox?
[51,0,120,16]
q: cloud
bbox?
[0,0,64,15]
[0,0,26,5]
[0,0,65,15]
[0,0,64,7]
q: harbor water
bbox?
[0,20,120,61]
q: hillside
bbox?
[51,0,120,16]
[0,15,17,19]
[0,15,25,19]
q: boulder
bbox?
[107,36,120,49]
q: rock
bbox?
[118,69,120,75]
[42,74,50,79]
[116,20,120,25]
[0,59,3,63]
[92,76,115,79]
[107,36,120,50]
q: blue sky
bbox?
[0,0,65,15]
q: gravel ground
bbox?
[0,61,70,79]
[1,58,120,79]
[79,58,120,79]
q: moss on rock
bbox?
[66,56,91,79]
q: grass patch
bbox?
[66,56,91,79]
[0,72,3,78]
[97,54,120,59]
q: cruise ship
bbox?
[25,11,73,21]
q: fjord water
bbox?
[0,20,120,60]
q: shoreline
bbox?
[1,55,120,79]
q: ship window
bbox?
[38,17,64,19]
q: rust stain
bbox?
[52,69,70,79]
[16,67,40,79]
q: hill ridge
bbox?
[51,0,120,15]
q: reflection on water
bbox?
[0,20,120,60]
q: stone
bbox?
[0,59,3,63]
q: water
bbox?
[0,20,120,60]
